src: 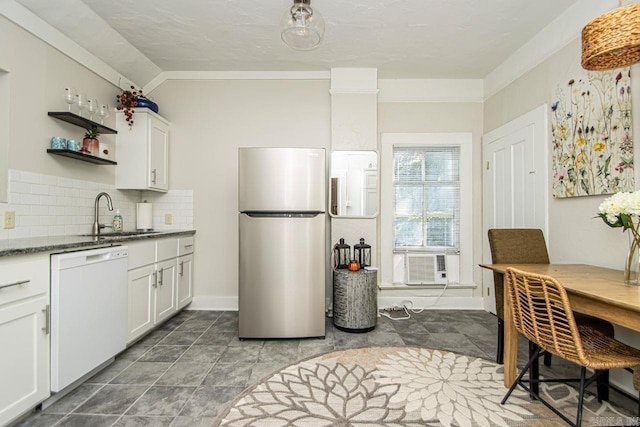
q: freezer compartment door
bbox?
[239,213,325,338]
[238,147,326,212]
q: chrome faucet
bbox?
[92,192,114,236]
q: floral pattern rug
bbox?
[215,347,634,426]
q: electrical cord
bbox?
[379,305,411,320]
[378,282,450,320]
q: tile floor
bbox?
[13,309,637,426]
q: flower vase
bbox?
[625,234,640,285]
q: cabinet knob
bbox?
[151,168,157,184]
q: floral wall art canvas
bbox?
[551,69,633,198]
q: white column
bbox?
[330,68,379,268]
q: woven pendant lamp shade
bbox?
[581,2,640,70]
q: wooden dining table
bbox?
[479,263,640,387]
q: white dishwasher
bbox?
[50,245,128,392]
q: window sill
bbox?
[378,282,477,291]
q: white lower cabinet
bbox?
[127,236,194,344]
[176,236,194,310]
[176,253,193,310]
[0,254,50,426]
[154,259,176,324]
[127,264,156,342]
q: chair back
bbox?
[488,229,550,319]
[505,267,587,365]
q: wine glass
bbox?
[64,87,76,112]
[98,103,110,124]
[75,93,86,117]
[87,98,98,121]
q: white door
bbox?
[0,296,49,426]
[127,265,155,343]
[149,116,169,191]
[176,254,193,310]
[155,260,176,324]
[363,169,378,216]
[482,105,548,313]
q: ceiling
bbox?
[16,0,579,86]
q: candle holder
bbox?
[334,238,350,269]
[353,237,371,269]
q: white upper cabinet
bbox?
[116,108,170,192]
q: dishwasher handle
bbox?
[52,247,129,271]
[86,253,112,263]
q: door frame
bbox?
[481,104,549,312]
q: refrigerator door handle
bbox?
[244,212,324,218]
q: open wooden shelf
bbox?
[48,111,117,134]
[47,149,117,165]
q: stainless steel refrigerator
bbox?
[238,147,326,339]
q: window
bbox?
[381,133,472,286]
[393,146,460,250]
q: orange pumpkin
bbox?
[348,259,360,271]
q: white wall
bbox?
[484,38,639,271]
[149,80,331,307]
[0,15,119,183]
[484,37,640,394]
[0,16,193,240]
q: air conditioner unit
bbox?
[405,254,448,285]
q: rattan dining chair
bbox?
[501,267,640,427]
[488,229,615,400]
[487,229,615,362]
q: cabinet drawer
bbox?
[178,236,194,256]
[156,238,178,262]
[0,254,49,307]
[127,240,156,270]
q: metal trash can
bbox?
[333,269,377,332]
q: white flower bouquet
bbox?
[598,191,640,284]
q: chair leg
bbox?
[528,341,540,396]
[496,319,504,365]
[502,345,542,404]
[543,351,552,367]
[576,366,587,427]
[596,370,609,402]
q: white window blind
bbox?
[393,146,460,250]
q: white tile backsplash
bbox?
[0,170,194,240]
[141,189,194,231]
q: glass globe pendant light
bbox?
[281,0,325,51]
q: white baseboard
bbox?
[188,296,484,312]
[378,296,484,311]
[187,296,238,311]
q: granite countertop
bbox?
[0,230,196,257]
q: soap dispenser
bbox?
[112,209,123,233]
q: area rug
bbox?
[215,347,635,426]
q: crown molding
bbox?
[484,0,626,100]
[378,79,483,103]
[145,70,331,93]
[329,89,379,95]
[0,0,140,88]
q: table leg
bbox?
[503,274,517,387]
